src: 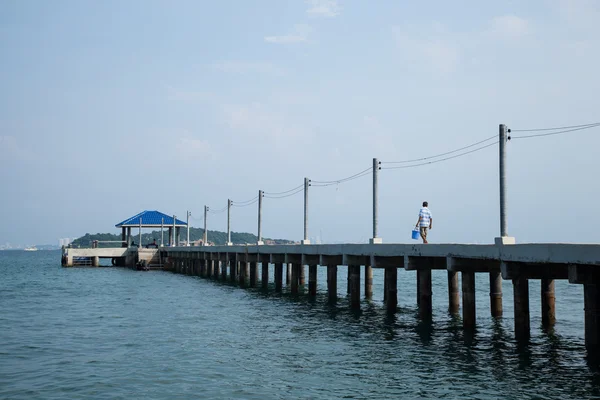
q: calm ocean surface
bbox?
[1,250,600,399]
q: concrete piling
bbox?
[448,271,460,315]
[309,264,317,296]
[274,263,283,292]
[385,267,397,314]
[419,269,432,320]
[262,263,269,289]
[416,270,421,306]
[249,262,257,288]
[299,265,306,286]
[584,284,600,357]
[286,263,292,285]
[291,263,299,294]
[350,265,361,309]
[239,261,247,287]
[513,277,530,341]
[230,260,237,283]
[490,272,503,317]
[462,271,476,330]
[541,278,556,327]
[365,265,373,299]
[347,266,351,295]
[327,265,337,301]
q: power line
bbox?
[382,134,496,164]
[312,170,372,187]
[232,197,259,207]
[510,122,600,132]
[311,166,372,185]
[208,205,227,214]
[382,141,499,170]
[264,183,304,196]
[510,123,600,140]
[232,195,259,206]
[264,186,305,199]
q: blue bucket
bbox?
[411,228,420,240]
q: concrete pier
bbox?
[274,262,283,292]
[291,263,299,294]
[299,265,306,286]
[385,266,398,314]
[419,269,432,320]
[309,265,317,296]
[513,277,530,341]
[262,262,269,290]
[327,265,337,301]
[286,263,292,286]
[541,278,556,327]
[462,271,476,330]
[448,271,460,315]
[365,265,373,299]
[249,261,257,288]
[350,265,361,309]
[490,272,503,317]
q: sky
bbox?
[1,0,599,246]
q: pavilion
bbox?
[115,211,187,247]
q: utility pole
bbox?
[203,206,208,245]
[161,217,164,247]
[370,158,382,244]
[499,124,507,237]
[257,190,264,244]
[227,199,232,245]
[186,211,191,246]
[302,177,310,244]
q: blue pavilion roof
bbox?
[115,211,187,228]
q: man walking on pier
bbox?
[415,201,432,244]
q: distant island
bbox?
[70,227,296,248]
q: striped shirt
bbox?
[419,207,432,227]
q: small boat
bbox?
[24,246,38,251]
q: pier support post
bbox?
[239,261,248,287]
[286,263,292,285]
[347,266,351,295]
[196,259,202,276]
[214,260,220,279]
[291,263,299,294]
[274,263,283,292]
[230,261,237,283]
[299,265,306,286]
[309,265,317,296]
[200,258,206,277]
[585,284,600,357]
[490,272,503,317]
[541,278,556,327]
[327,265,337,302]
[207,259,213,279]
[385,267,398,314]
[365,265,373,299]
[513,277,530,341]
[448,271,460,315]
[416,270,421,306]
[222,259,227,280]
[419,269,432,320]
[262,262,269,289]
[462,271,476,330]
[350,265,361,309]
[92,256,99,267]
[249,262,257,288]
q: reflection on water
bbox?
[1,251,600,399]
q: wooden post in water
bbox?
[350,265,361,309]
[365,265,373,299]
[274,263,283,292]
[385,267,398,314]
[513,276,530,341]
[541,278,556,327]
[584,284,600,357]
[309,265,317,296]
[448,271,460,315]
[419,268,432,320]
[327,265,337,301]
[291,263,299,294]
[249,262,257,288]
[490,271,503,317]
[262,262,269,289]
[462,271,476,330]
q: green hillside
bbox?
[71,227,295,248]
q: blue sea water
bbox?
[1,250,600,399]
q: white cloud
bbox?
[489,15,530,38]
[211,61,286,76]
[0,136,34,162]
[306,0,340,17]
[392,25,460,76]
[265,24,312,44]
[174,135,215,161]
